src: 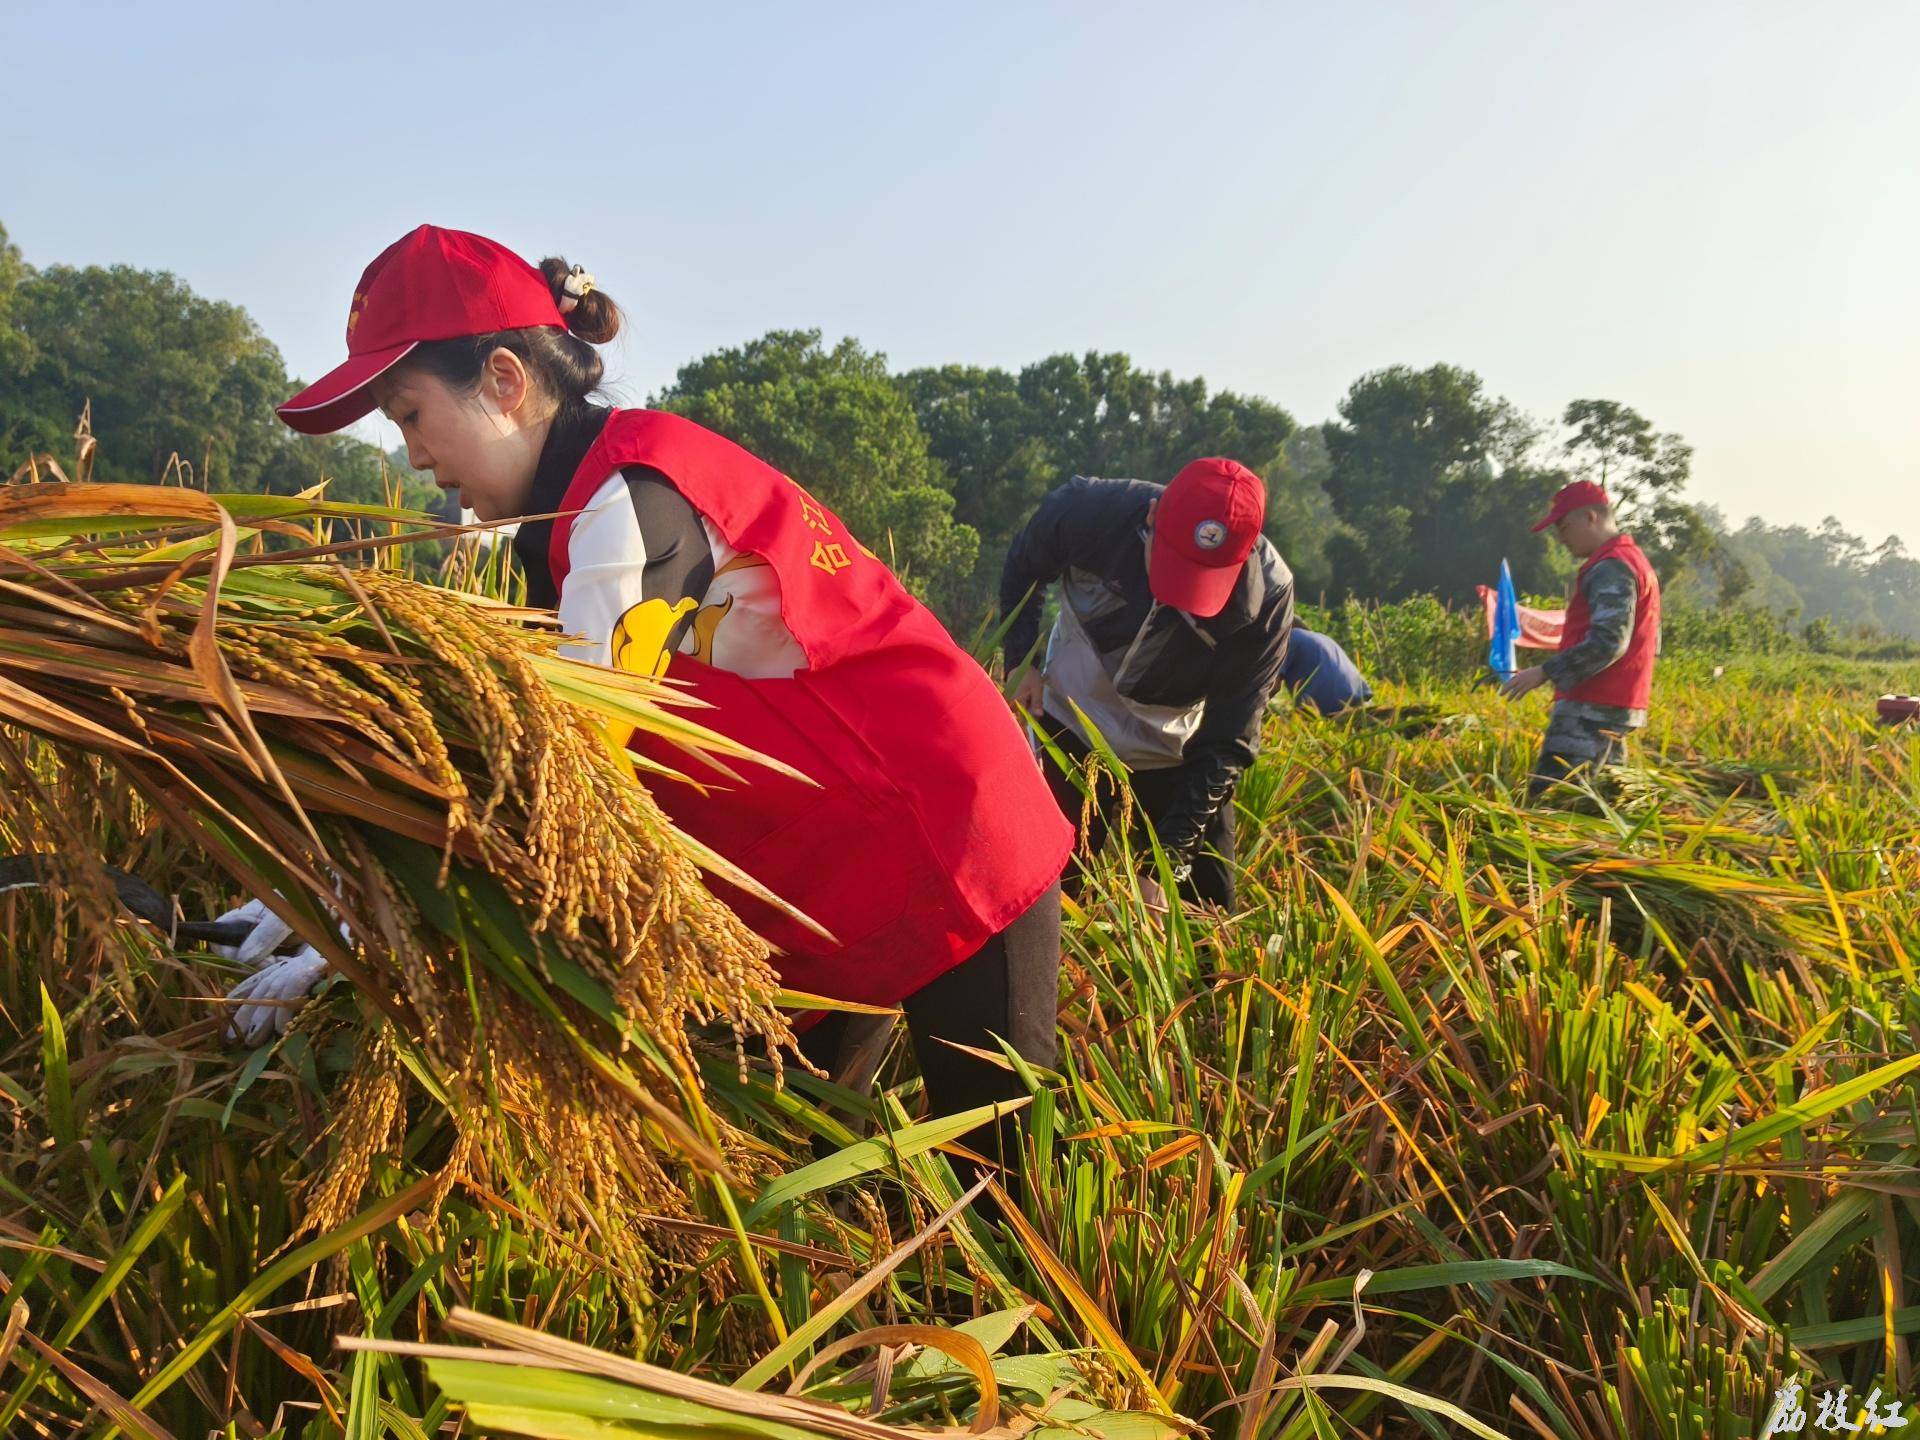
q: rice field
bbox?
[0,484,1914,1439]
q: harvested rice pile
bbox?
[0,481,795,1291]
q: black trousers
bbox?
[799,879,1062,1185]
[1036,717,1238,909]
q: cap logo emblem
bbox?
[346,292,367,339]
[1193,519,1228,551]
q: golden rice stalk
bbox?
[0,482,801,1290]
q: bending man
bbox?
[1000,461,1294,910]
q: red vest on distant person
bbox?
[1557,533,1661,709]
[550,410,1072,1007]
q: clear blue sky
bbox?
[5,2,1916,545]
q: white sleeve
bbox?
[556,475,648,668]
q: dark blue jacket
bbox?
[1280,629,1371,716]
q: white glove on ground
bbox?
[225,945,330,1045]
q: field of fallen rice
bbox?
[0,485,1913,1440]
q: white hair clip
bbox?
[558,264,596,315]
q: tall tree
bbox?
[1560,398,1702,571]
[900,352,1298,629]
[10,261,296,487]
[1267,426,1352,602]
[0,228,430,508]
[654,330,978,603]
[0,222,54,468]
[1321,364,1555,601]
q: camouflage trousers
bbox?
[1528,705,1635,800]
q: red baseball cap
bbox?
[278,225,566,434]
[1148,458,1267,617]
[1532,478,1611,533]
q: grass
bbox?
[0,481,1914,1438]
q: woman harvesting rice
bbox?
[225,225,1071,1148]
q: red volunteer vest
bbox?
[550,410,1072,1007]
[1557,533,1660,709]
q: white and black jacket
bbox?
[512,405,806,681]
[999,476,1294,863]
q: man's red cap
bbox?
[1532,478,1611,533]
[1148,458,1267,617]
[277,225,566,435]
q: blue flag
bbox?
[1489,559,1520,681]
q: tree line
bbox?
[0,223,440,513]
[4,221,1912,641]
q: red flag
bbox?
[1476,585,1564,651]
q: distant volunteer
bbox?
[217,225,1072,1149]
[999,463,1295,910]
[1499,479,1662,797]
[1278,628,1372,717]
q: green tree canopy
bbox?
[0,224,431,509]
[1700,511,1920,639]
[1321,364,1557,601]
[11,260,299,486]
[1267,425,1353,602]
[899,352,1301,627]
[653,330,978,603]
[0,224,36,406]
[1560,398,1706,574]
